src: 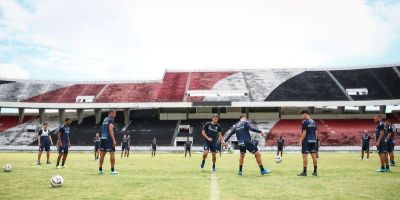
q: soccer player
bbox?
[56,118,72,169]
[98,110,119,175]
[127,135,131,157]
[224,116,269,176]
[37,122,53,165]
[121,134,129,158]
[360,131,371,160]
[384,119,395,166]
[151,138,157,157]
[277,136,284,157]
[374,115,389,172]
[298,109,318,176]
[200,114,223,171]
[184,138,191,158]
[94,132,100,160]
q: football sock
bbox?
[212,164,215,168]
[259,165,264,171]
[239,165,243,172]
[313,166,317,173]
[99,167,102,171]
[111,167,115,172]
[303,167,307,173]
[386,165,389,170]
[61,160,65,166]
[56,161,60,166]
[381,166,385,170]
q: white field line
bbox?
[210,172,220,200]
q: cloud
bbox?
[0,0,400,80]
[0,63,29,79]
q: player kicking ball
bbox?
[200,114,223,172]
[98,110,119,175]
[224,116,269,176]
[37,122,53,165]
[298,109,318,177]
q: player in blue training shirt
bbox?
[98,110,119,175]
[37,122,53,165]
[374,115,389,172]
[200,114,223,172]
[151,138,157,157]
[360,131,371,160]
[94,132,100,160]
[298,109,318,176]
[384,118,395,166]
[184,138,192,158]
[276,136,285,157]
[121,134,129,158]
[224,116,269,176]
[56,118,72,168]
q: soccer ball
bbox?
[275,156,283,163]
[3,164,12,172]
[50,175,64,187]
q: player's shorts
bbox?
[152,145,156,151]
[100,139,115,152]
[203,141,218,153]
[58,145,69,154]
[185,147,191,151]
[277,146,283,151]
[39,141,50,152]
[122,144,129,151]
[362,145,370,151]
[387,142,394,153]
[239,141,258,154]
[302,142,317,154]
[94,144,100,151]
[377,141,387,153]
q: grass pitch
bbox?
[0,152,399,200]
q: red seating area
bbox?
[189,72,235,90]
[156,72,190,102]
[268,119,379,146]
[96,83,161,102]
[25,84,105,103]
[0,116,35,132]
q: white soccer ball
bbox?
[3,164,12,172]
[50,175,64,187]
[275,156,283,163]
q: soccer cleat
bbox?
[46,161,51,165]
[385,169,390,173]
[98,170,104,175]
[312,172,318,176]
[359,158,363,160]
[376,169,386,172]
[111,171,119,175]
[390,161,395,166]
[212,166,216,172]
[297,172,307,176]
[260,169,270,175]
[37,162,41,165]
[237,171,243,176]
[200,160,205,169]
[56,165,61,169]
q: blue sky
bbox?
[0,0,400,81]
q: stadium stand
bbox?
[330,67,400,100]
[96,83,160,102]
[266,71,349,101]
[0,116,36,145]
[0,82,69,102]
[126,119,177,146]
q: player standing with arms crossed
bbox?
[360,131,371,160]
[224,116,269,176]
[298,109,318,176]
[37,122,53,165]
[276,136,284,157]
[184,138,191,158]
[200,114,223,171]
[56,118,72,169]
[151,138,157,157]
[121,134,129,158]
[98,110,119,175]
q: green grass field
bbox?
[0,152,399,200]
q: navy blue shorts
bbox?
[239,141,258,154]
[362,145,369,151]
[302,142,317,154]
[377,141,387,153]
[58,145,69,154]
[278,146,283,151]
[39,142,50,152]
[100,139,115,152]
[387,142,394,153]
[122,144,129,151]
[185,147,191,151]
[94,144,100,151]
[203,142,218,153]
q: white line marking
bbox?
[210,172,220,200]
